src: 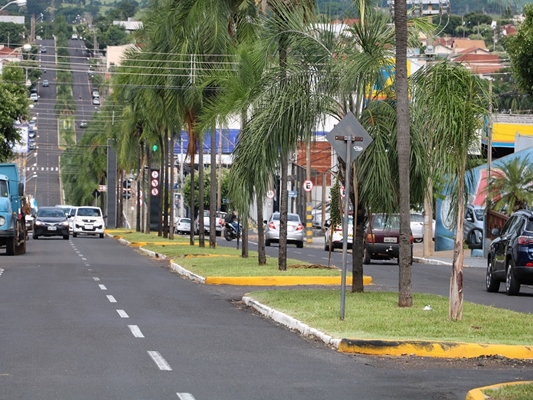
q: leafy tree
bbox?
[182,168,230,212]
[0,65,30,162]
[507,4,533,97]
[485,156,533,213]
[0,22,26,47]
[99,24,130,47]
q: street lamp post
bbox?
[0,0,27,11]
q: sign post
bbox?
[326,112,373,320]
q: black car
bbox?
[33,207,70,240]
[487,209,533,295]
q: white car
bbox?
[324,215,353,251]
[71,206,106,238]
[195,210,225,236]
[410,212,435,243]
[174,217,191,234]
[30,93,38,102]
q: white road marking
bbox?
[0,268,4,276]
[147,351,172,371]
[82,257,87,261]
[177,394,196,400]
[106,295,117,303]
[116,309,129,318]
[128,325,144,338]
[93,277,100,281]
[99,284,107,290]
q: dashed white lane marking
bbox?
[147,351,172,371]
[177,394,196,400]
[116,309,129,318]
[81,257,87,261]
[99,284,107,290]
[106,295,117,303]
[93,277,100,281]
[0,268,4,276]
[128,325,145,338]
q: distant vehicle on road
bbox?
[79,120,88,128]
[92,97,100,105]
[410,212,435,243]
[265,212,304,248]
[71,206,106,238]
[364,213,412,264]
[40,46,47,53]
[71,33,78,40]
[29,93,38,102]
[324,215,353,251]
[42,80,49,87]
[33,207,70,240]
[174,217,191,234]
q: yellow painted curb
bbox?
[204,275,373,286]
[465,381,533,400]
[338,338,533,359]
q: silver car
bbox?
[265,212,304,248]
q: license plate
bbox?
[48,226,57,231]
[384,237,397,243]
[85,224,93,229]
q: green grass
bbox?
[109,229,342,277]
[246,291,533,345]
[483,382,533,399]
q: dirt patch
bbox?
[288,264,337,269]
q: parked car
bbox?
[175,217,191,234]
[28,138,36,150]
[195,210,225,236]
[312,202,331,229]
[265,212,304,248]
[28,129,37,139]
[33,207,70,240]
[486,209,533,295]
[364,213,412,264]
[71,206,106,238]
[80,120,88,128]
[71,33,78,40]
[29,93,38,102]
[410,212,435,243]
[92,89,99,98]
[42,80,49,87]
[92,97,100,105]
[464,204,485,239]
[324,215,353,251]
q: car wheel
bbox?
[265,239,271,247]
[63,235,69,240]
[33,234,38,239]
[73,232,77,238]
[505,259,520,296]
[324,242,330,251]
[99,233,104,238]
[486,258,500,293]
[363,246,371,264]
[296,241,303,249]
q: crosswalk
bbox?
[26,166,59,172]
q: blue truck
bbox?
[0,163,27,255]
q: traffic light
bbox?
[152,144,158,152]
[123,179,132,189]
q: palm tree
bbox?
[485,156,533,213]
[411,61,489,320]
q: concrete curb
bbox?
[465,381,533,400]
[242,296,341,348]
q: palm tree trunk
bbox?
[279,151,289,271]
[423,184,433,256]
[209,129,217,248]
[450,165,466,320]
[394,0,413,308]
[351,165,364,292]
[257,195,266,265]
[241,214,248,258]
[198,136,205,247]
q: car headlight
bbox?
[0,216,5,227]
[61,221,69,227]
[35,220,43,226]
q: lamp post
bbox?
[0,0,27,11]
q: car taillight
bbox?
[335,226,343,232]
[366,233,375,243]
[410,235,414,244]
[296,223,303,231]
[518,236,533,245]
[268,222,276,230]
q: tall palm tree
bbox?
[411,61,488,320]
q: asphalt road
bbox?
[1,236,532,400]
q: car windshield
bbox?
[474,209,484,221]
[38,209,65,218]
[372,214,400,230]
[180,218,190,223]
[77,208,101,217]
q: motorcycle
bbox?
[224,221,241,241]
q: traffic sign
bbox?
[303,180,313,192]
[266,189,275,199]
[151,188,159,196]
[150,169,160,197]
[326,111,373,163]
[98,184,107,192]
[288,190,298,198]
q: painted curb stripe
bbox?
[338,339,533,359]
[465,381,533,400]
[205,275,373,286]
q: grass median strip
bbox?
[247,290,533,346]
